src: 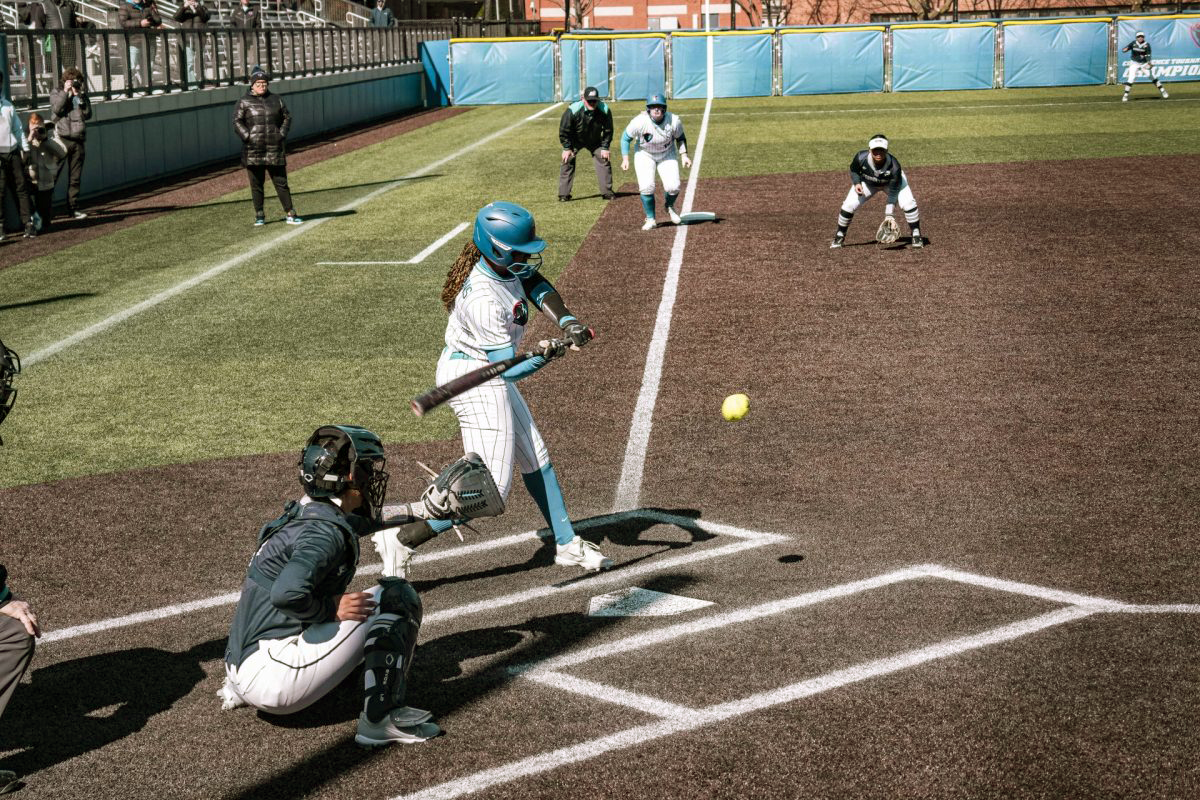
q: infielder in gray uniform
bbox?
[221,425,501,746]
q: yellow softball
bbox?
[721,393,750,421]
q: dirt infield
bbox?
[2,155,1198,799]
[0,106,467,272]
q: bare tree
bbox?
[763,0,795,25]
[542,0,596,28]
[874,0,954,18]
[805,0,864,25]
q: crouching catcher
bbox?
[220,425,500,746]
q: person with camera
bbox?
[48,67,91,222]
[234,67,302,226]
[174,0,210,84]
[26,112,67,233]
[0,76,36,240]
[118,0,163,91]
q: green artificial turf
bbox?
[1,83,1197,488]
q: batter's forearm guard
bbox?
[521,275,575,327]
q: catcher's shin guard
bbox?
[362,579,423,724]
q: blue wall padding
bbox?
[419,39,451,106]
[1116,17,1200,82]
[781,30,884,94]
[450,40,554,104]
[613,37,666,100]
[561,40,582,100]
[672,33,774,99]
[892,26,995,91]
[585,39,611,96]
[1004,23,1108,87]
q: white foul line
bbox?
[23,105,561,368]
[391,605,1097,800]
[317,221,469,266]
[35,510,782,646]
[610,92,715,513]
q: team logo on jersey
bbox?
[642,132,653,142]
[512,300,528,326]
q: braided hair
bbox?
[441,240,482,312]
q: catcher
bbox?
[220,424,502,746]
[830,134,924,250]
[0,339,19,446]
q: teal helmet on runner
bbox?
[298,424,389,522]
[646,93,667,123]
[472,201,546,277]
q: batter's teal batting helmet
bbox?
[473,201,546,277]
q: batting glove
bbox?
[562,322,592,350]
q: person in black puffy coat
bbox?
[233,67,302,226]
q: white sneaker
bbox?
[217,676,248,710]
[72,210,87,220]
[555,535,613,572]
[641,218,656,231]
[1162,91,1169,99]
[355,707,440,747]
[372,527,415,579]
[1122,94,1129,102]
[668,207,682,225]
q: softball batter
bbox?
[424,201,611,572]
[831,134,924,249]
[621,93,691,231]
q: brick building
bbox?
[532,0,1190,31]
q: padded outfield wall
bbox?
[443,12,1200,104]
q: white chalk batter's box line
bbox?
[392,564,1200,800]
[38,509,788,644]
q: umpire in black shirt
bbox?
[558,85,614,202]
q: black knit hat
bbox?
[249,66,269,84]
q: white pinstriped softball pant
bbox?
[436,351,551,500]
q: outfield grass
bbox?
[1,83,1197,488]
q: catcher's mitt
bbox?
[876,215,900,245]
[420,452,505,520]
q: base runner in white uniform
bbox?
[419,201,611,572]
[620,93,691,231]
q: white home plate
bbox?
[588,588,715,617]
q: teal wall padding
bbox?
[613,37,666,100]
[450,39,554,104]
[672,33,773,99]
[1004,22,1108,87]
[781,29,884,94]
[892,26,995,91]
[1116,17,1200,82]
[420,39,451,106]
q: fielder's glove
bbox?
[420,453,505,520]
[562,321,593,350]
[876,215,900,244]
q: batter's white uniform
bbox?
[623,110,685,196]
[436,262,550,500]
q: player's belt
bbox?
[444,348,478,361]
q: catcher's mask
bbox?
[299,424,389,522]
[0,339,19,446]
[473,201,546,278]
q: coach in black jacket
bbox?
[233,68,302,225]
[557,85,613,202]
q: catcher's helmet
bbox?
[299,425,389,522]
[472,201,546,278]
[0,339,19,446]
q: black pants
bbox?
[0,151,32,227]
[59,138,85,214]
[35,189,55,231]
[245,164,294,216]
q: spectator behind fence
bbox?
[18,1,47,28]
[371,0,395,27]
[231,0,261,79]
[0,563,42,794]
[49,67,91,222]
[234,68,303,226]
[118,0,163,92]
[26,112,67,233]
[0,77,37,240]
[174,0,210,84]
